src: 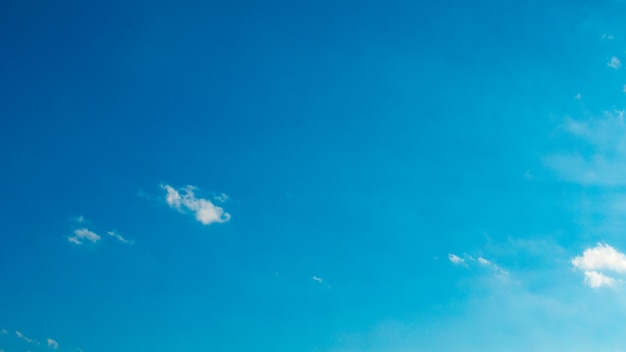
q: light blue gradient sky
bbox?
[3,0,626,351]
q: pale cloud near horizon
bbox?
[572,243,626,288]
[47,338,59,350]
[162,184,231,225]
[608,56,621,69]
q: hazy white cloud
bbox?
[574,93,581,100]
[107,230,134,245]
[608,56,621,69]
[161,184,231,225]
[68,228,101,245]
[546,111,626,186]
[0,329,5,335]
[312,276,323,283]
[16,331,40,345]
[602,33,615,40]
[448,253,465,265]
[47,338,59,349]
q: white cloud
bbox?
[574,93,581,100]
[0,328,5,335]
[16,331,40,345]
[448,253,465,265]
[47,338,59,350]
[477,257,491,265]
[572,243,626,273]
[608,56,621,69]
[68,228,101,245]
[214,193,229,203]
[161,184,231,225]
[107,230,134,245]
[312,276,323,283]
[584,270,616,288]
[571,243,626,288]
[602,33,615,40]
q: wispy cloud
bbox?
[0,328,6,335]
[68,228,101,245]
[572,243,626,288]
[312,276,324,283]
[107,230,134,245]
[16,331,40,345]
[47,338,59,349]
[68,217,135,246]
[608,56,621,69]
[161,184,231,225]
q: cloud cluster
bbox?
[572,243,626,288]
[608,56,621,69]
[162,184,231,225]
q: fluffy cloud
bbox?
[572,243,626,288]
[608,56,621,69]
[107,230,134,245]
[47,338,59,349]
[161,184,231,225]
[68,228,101,245]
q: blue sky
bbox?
[3,0,626,351]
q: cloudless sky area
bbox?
[4,0,626,351]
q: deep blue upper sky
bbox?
[3,0,626,351]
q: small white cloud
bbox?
[312,276,323,283]
[1,328,6,334]
[572,243,626,273]
[448,253,465,265]
[584,270,616,288]
[623,84,626,94]
[574,93,581,100]
[107,230,134,245]
[608,56,621,69]
[68,228,101,245]
[602,33,615,40]
[477,257,491,265]
[16,331,40,345]
[161,184,231,225]
[47,338,59,350]
[214,193,229,203]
